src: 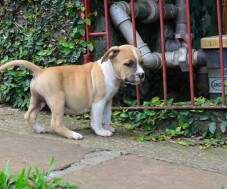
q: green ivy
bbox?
[0,0,91,109]
[112,97,227,148]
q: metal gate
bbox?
[82,0,226,110]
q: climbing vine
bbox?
[0,0,92,109]
[112,97,227,148]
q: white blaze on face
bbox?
[132,47,144,81]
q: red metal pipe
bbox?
[83,0,93,63]
[84,0,90,43]
[89,32,106,37]
[130,0,137,47]
[130,0,141,106]
[185,0,195,105]
[216,0,225,104]
[104,0,111,49]
[81,0,86,41]
[159,0,168,105]
[112,105,227,110]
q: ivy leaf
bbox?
[167,98,174,106]
[220,121,227,133]
[120,112,128,118]
[208,122,216,134]
[56,59,64,65]
[151,96,161,106]
[87,42,94,51]
[84,18,91,25]
[199,116,209,121]
[177,140,196,146]
[124,124,135,130]
[137,135,145,142]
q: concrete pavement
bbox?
[0,105,227,189]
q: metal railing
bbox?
[82,0,227,110]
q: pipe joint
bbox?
[139,0,159,23]
[138,43,162,69]
[110,2,131,27]
[175,0,187,40]
[164,4,177,20]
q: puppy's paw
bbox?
[33,123,46,134]
[103,124,115,133]
[94,129,113,137]
[71,131,84,140]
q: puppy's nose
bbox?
[138,73,145,80]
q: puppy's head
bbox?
[101,45,145,84]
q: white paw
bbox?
[71,131,84,140]
[94,129,113,137]
[103,124,115,132]
[33,123,46,134]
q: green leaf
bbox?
[137,135,145,142]
[179,111,189,116]
[177,140,196,146]
[220,121,227,133]
[120,112,128,118]
[208,122,217,134]
[194,97,206,106]
[84,18,91,25]
[225,114,227,120]
[87,42,94,51]
[56,59,64,65]
[124,124,135,130]
[167,98,174,106]
[199,116,209,121]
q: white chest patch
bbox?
[97,60,120,101]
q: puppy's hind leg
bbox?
[24,92,46,134]
[47,92,83,140]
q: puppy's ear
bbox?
[101,46,120,63]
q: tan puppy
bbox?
[0,45,144,139]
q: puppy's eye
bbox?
[124,60,134,67]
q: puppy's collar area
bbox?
[108,60,121,81]
[98,59,121,81]
[124,79,140,85]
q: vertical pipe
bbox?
[130,0,141,106]
[216,0,225,104]
[159,0,168,105]
[83,0,92,63]
[130,0,137,47]
[81,0,86,42]
[223,0,227,34]
[185,0,195,105]
[84,0,90,43]
[104,0,111,49]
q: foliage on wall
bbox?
[0,0,218,109]
[0,0,91,109]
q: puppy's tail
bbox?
[0,60,42,75]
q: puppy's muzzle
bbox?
[125,73,145,85]
[137,73,145,80]
[135,72,145,82]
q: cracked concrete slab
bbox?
[1,105,227,189]
[0,131,92,171]
[49,150,123,179]
[64,155,227,189]
[1,106,227,175]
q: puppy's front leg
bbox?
[103,100,115,132]
[91,100,113,137]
